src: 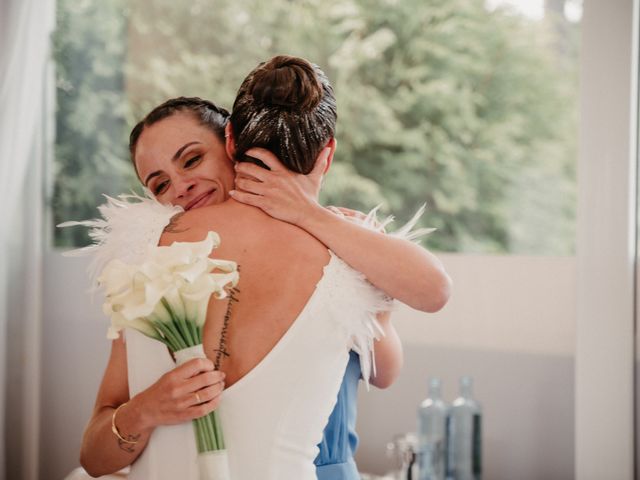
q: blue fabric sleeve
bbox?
[315,351,361,479]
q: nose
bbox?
[173,176,197,199]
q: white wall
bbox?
[391,254,575,357]
[41,251,575,480]
[575,1,637,479]
[41,252,111,480]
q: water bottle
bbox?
[417,377,448,480]
[446,376,482,480]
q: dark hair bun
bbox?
[249,55,322,112]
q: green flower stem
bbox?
[190,322,202,345]
[201,416,212,451]
[162,298,195,346]
[173,318,192,347]
[150,322,174,350]
[196,417,205,451]
[211,410,224,450]
[185,317,198,346]
[199,418,206,452]
[175,314,194,346]
[202,412,215,450]
[193,411,223,452]
[162,320,182,349]
[154,320,186,351]
[159,326,182,351]
[149,299,225,454]
[193,418,204,452]
[212,410,225,449]
[205,416,215,450]
[203,418,212,451]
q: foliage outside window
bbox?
[52,0,579,254]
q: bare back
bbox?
[159,199,330,388]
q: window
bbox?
[52,0,580,254]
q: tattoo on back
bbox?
[163,212,188,234]
[213,285,240,370]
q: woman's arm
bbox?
[299,206,450,312]
[370,312,403,389]
[79,337,150,476]
[230,148,452,313]
[80,336,224,477]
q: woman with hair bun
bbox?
[76,56,450,480]
[229,55,336,175]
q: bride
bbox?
[73,55,451,479]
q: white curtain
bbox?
[0,0,55,479]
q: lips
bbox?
[185,189,216,211]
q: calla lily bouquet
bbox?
[99,231,238,480]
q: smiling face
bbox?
[134,112,235,211]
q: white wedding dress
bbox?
[61,192,427,480]
[126,250,389,480]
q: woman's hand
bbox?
[229,147,330,225]
[81,338,225,477]
[130,357,225,430]
[229,147,450,312]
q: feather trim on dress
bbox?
[57,189,183,292]
[322,252,390,391]
[329,204,434,389]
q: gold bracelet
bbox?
[111,402,139,444]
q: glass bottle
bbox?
[387,432,420,480]
[418,377,448,480]
[446,376,482,480]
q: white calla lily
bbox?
[103,304,160,341]
[115,271,157,321]
[98,229,238,340]
[151,231,220,269]
[98,259,136,296]
[181,276,220,326]
[163,285,187,320]
[147,298,173,324]
[208,258,238,273]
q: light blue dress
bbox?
[315,351,361,479]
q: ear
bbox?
[225,123,236,160]
[323,137,337,174]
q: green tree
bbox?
[52,0,134,247]
[53,0,578,254]
[323,0,577,252]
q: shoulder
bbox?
[158,211,200,246]
[157,206,221,246]
[157,202,265,246]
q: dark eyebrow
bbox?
[143,141,202,186]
